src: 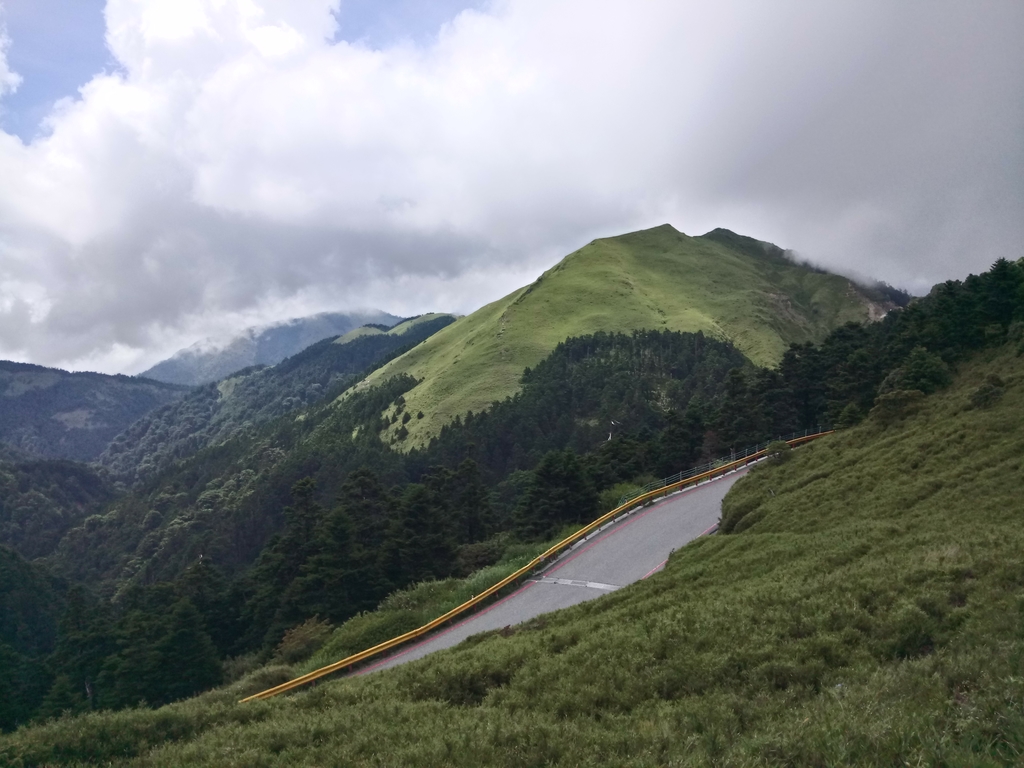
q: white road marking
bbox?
[533,577,622,591]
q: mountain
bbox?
[0,248,1015,739]
[141,310,402,386]
[352,224,899,447]
[98,314,458,485]
[41,224,906,590]
[0,362,187,462]
[4,263,1022,764]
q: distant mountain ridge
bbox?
[0,361,187,462]
[352,224,900,447]
[100,314,458,485]
[141,310,402,386]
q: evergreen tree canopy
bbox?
[515,450,598,541]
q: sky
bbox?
[0,1,1021,374]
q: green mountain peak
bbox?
[353,225,893,448]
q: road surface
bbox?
[358,465,750,674]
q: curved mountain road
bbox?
[358,465,751,674]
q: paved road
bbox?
[358,466,750,674]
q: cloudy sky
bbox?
[0,0,1021,374]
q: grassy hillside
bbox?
[334,314,458,345]
[98,314,456,485]
[333,325,384,344]
[356,225,891,447]
[5,331,1020,765]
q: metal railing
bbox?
[240,427,833,702]
[616,427,827,508]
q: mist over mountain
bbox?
[140,311,402,386]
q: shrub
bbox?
[764,441,791,462]
[901,347,952,394]
[272,617,333,665]
[229,664,296,700]
[719,495,762,534]
[221,654,260,684]
[870,389,924,426]
[877,347,951,397]
[835,403,864,429]
[454,538,506,577]
[967,373,1005,409]
[598,477,657,513]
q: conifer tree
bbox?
[335,468,394,609]
[44,587,114,712]
[99,594,221,708]
[452,459,492,543]
[36,674,87,720]
[151,598,222,704]
[514,450,598,541]
[283,507,357,624]
[176,560,238,656]
[0,642,49,732]
[239,478,327,648]
[655,410,702,477]
[381,483,456,587]
[899,347,952,394]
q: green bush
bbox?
[272,617,333,665]
[870,389,925,425]
[967,373,1006,409]
[597,477,657,513]
[835,402,864,429]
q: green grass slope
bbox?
[332,325,383,344]
[356,224,889,447]
[384,313,457,337]
[7,335,1021,766]
[334,315,458,346]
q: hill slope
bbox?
[141,310,401,386]
[3,321,1021,765]
[357,224,894,447]
[0,362,187,462]
[99,314,457,485]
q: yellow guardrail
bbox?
[240,430,833,702]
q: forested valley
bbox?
[2,258,1022,731]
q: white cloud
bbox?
[0,0,1021,373]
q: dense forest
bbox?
[0,257,1021,731]
[0,363,187,462]
[0,460,115,560]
